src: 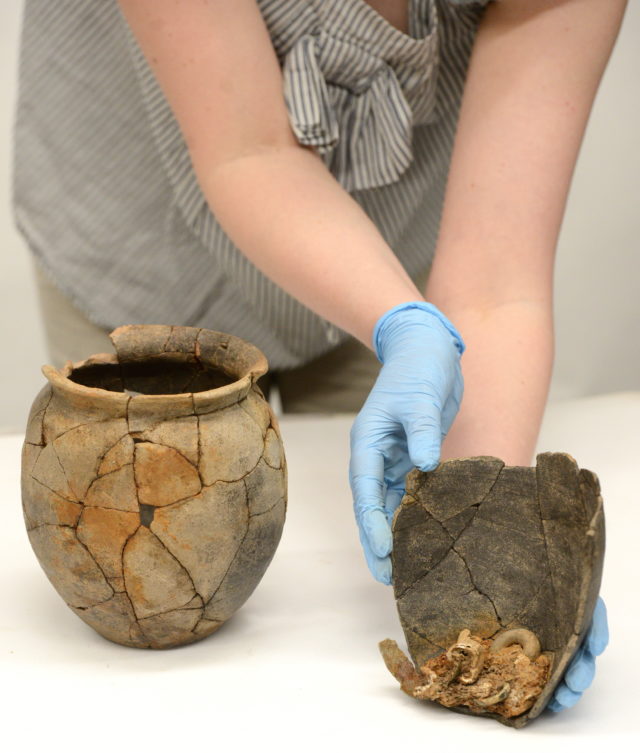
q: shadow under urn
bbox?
[20,324,287,649]
[379,453,605,728]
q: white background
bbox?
[0,0,639,432]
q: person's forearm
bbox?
[117,0,424,350]
[199,146,424,348]
[439,302,553,466]
[425,0,627,463]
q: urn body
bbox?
[21,325,287,649]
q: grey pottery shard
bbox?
[21,325,287,649]
[379,453,605,728]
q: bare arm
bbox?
[116,0,425,347]
[425,0,627,465]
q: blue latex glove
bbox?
[349,301,465,585]
[546,596,609,712]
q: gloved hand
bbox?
[349,301,465,585]
[546,596,609,712]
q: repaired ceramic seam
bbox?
[192,394,204,486]
[204,480,252,608]
[249,496,285,518]
[28,474,82,508]
[451,544,503,626]
[148,527,202,601]
[72,527,115,599]
[120,525,142,620]
[161,325,174,353]
[37,388,54,444]
[537,516,560,646]
[395,536,455,602]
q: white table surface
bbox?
[1,391,639,751]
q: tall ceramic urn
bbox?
[20,325,287,649]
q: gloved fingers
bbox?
[403,401,442,471]
[350,447,391,557]
[545,696,565,713]
[358,526,392,585]
[384,485,405,526]
[359,506,393,559]
[564,644,596,693]
[551,681,582,709]
[585,596,609,656]
[380,441,413,490]
[440,367,464,437]
[380,449,413,526]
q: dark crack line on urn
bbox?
[249,497,285,518]
[139,600,204,621]
[84,459,134,505]
[204,480,251,608]
[193,328,205,369]
[441,502,480,526]
[50,425,131,504]
[535,477,560,645]
[191,618,222,635]
[28,473,83,509]
[409,626,449,652]
[238,396,268,438]
[119,585,152,646]
[94,432,132,476]
[149,528,203,602]
[124,394,132,435]
[69,592,117,611]
[161,326,174,354]
[29,473,78,506]
[192,395,205,487]
[199,451,266,489]
[395,499,488,601]
[47,419,128,445]
[49,442,78,501]
[262,420,284,470]
[131,440,144,503]
[177,362,204,392]
[37,388,54,445]
[569,504,602,638]
[394,526,456,601]
[451,543,504,626]
[146,437,201,475]
[69,525,115,599]
[120,525,143,620]
[82,502,138,515]
[507,572,553,630]
[26,522,77,532]
[474,464,504,513]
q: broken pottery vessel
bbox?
[379,453,605,728]
[21,325,287,649]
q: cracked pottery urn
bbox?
[20,324,287,649]
[379,453,605,728]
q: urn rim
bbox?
[40,324,269,410]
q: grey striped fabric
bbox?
[12,0,492,370]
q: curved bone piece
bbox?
[490,628,541,660]
[475,682,511,707]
